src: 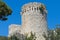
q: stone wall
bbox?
[21,2,48,40]
[8,2,48,40]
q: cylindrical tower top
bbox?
[21,2,47,15]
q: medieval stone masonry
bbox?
[8,2,48,40]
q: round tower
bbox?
[21,2,48,40]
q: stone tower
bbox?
[21,2,48,40]
[8,2,48,40]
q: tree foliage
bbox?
[25,32,36,40]
[44,25,60,40]
[39,4,46,14]
[0,1,12,21]
[0,28,60,40]
[8,35,19,40]
[0,36,8,40]
[8,32,36,40]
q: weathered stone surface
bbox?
[8,2,48,40]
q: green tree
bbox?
[39,4,46,14]
[8,35,19,40]
[0,36,8,40]
[8,32,36,40]
[55,28,60,40]
[44,25,60,40]
[25,32,36,40]
[0,1,12,21]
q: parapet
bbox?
[21,2,47,15]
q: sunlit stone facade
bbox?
[9,2,48,40]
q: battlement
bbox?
[21,2,47,14]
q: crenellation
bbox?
[21,3,47,15]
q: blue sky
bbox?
[0,0,60,36]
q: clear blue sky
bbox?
[0,0,60,36]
